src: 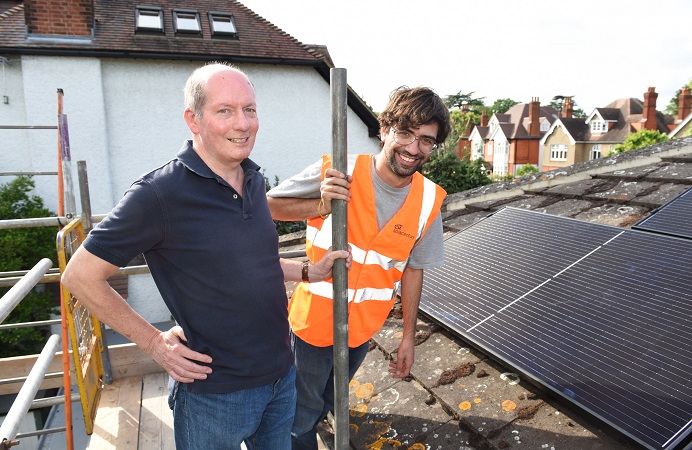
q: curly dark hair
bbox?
[377,86,451,148]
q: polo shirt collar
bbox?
[176,140,262,180]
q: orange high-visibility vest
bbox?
[288,154,446,347]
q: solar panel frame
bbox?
[420,207,692,450]
[633,186,692,239]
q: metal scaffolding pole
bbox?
[0,258,53,323]
[330,68,349,450]
[0,334,61,449]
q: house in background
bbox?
[541,87,674,171]
[0,0,380,217]
[467,109,489,161]
[669,87,692,139]
[0,0,380,325]
[469,99,558,176]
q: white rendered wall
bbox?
[1,55,380,324]
[12,55,113,215]
[127,274,170,324]
[1,55,380,214]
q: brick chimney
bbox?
[642,87,658,131]
[528,97,540,136]
[561,97,573,119]
[23,0,93,37]
[678,87,692,122]
[480,110,488,127]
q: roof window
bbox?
[208,11,238,37]
[136,6,164,32]
[173,9,201,34]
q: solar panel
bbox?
[420,207,692,450]
[633,187,692,239]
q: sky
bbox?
[239,0,692,115]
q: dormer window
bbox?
[173,9,201,34]
[209,11,238,37]
[136,6,164,32]
[590,120,607,133]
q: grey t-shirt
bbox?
[268,156,444,269]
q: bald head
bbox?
[184,62,253,117]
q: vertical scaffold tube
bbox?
[330,68,349,450]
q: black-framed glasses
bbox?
[391,129,439,154]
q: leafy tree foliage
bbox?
[490,98,519,114]
[0,176,58,357]
[421,150,492,194]
[549,95,586,119]
[664,79,692,116]
[445,91,486,111]
[516,164,539,177]
[613,129,668,154]
[445,109,482,151]
[443,92,491,151]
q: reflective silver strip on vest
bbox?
[310,218,402,270]
[417,177,438,241]
[304,155,358,247]
[309,281,354,300]
[307,157,436,273]
[308,280,401,303]
[308,216,371,264]
[306,223,320,244]
[364,251,407,272]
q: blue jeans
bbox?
[291,334,369,450]
[169,364,296,449]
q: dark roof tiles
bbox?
[444,136,692,232]
[594,107,622,121]
[1,0,323,64]
[558,117,590,141]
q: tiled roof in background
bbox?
[0,0,324,65]
[444,136,692,231]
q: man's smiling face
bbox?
[380,123,439,179]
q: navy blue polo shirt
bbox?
[84,140,292,394]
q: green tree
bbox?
[443,91,489,151]
[549,95,586,119]
[490,98,519,114]
[445,91,485,111]
[445,109,482,151]
[421,150,492,194]
[664,79,692,116]
[612,129,669,154]
[516,164,539,177]
[263,173,305,235]
[0,176,58,357]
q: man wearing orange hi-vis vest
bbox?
[267,86,452,450]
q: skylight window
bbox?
[136,6,164,32]
[209,11,238,37]
[173,9,201,34]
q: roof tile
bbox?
[1,0,323,64]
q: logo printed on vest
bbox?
[393,224,415,240]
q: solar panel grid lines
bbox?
[523,280,692,374]
[473,303,692,429]
[467,314,681,445]
[633,187,692,239]
[424,209,622,330]
[475,286,687,395]
[548,251,692,334]
[419,207,692,450]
